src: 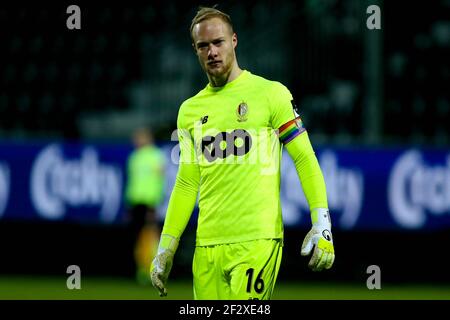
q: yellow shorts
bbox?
[192,238,283,300]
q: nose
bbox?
[207,44,218,59]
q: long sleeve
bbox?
[161,161,200,238]
[266,81,328,211]
[284,131,328,211]
[161,109,201,239]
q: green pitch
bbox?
[0,275,449,300]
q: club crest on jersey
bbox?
[236,102,248,122]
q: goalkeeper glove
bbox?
[301,208,335,272]
[150,234,179,297]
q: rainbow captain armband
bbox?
[278,117,306,144]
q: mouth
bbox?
[207,60,222,68]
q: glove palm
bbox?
[150,234,179,297]
[301,208,335,272]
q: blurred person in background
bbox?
[125,127,166,285]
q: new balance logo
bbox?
[200,116,209,124]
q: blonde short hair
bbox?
[190,6,234,42]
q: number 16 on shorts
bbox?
[246,268,264,299]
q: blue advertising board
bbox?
[0,141,449,230]
[0,142,131,224]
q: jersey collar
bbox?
[206,70,250,92]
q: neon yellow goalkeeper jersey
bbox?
[177,70,304,246]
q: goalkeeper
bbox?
[151,6,335,300]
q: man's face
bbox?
[192,17,237,79]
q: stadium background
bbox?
[0,0,449,299]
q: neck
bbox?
[209,63,242,87]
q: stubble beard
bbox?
[205,56,234,87]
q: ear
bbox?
[232,33,238,49]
